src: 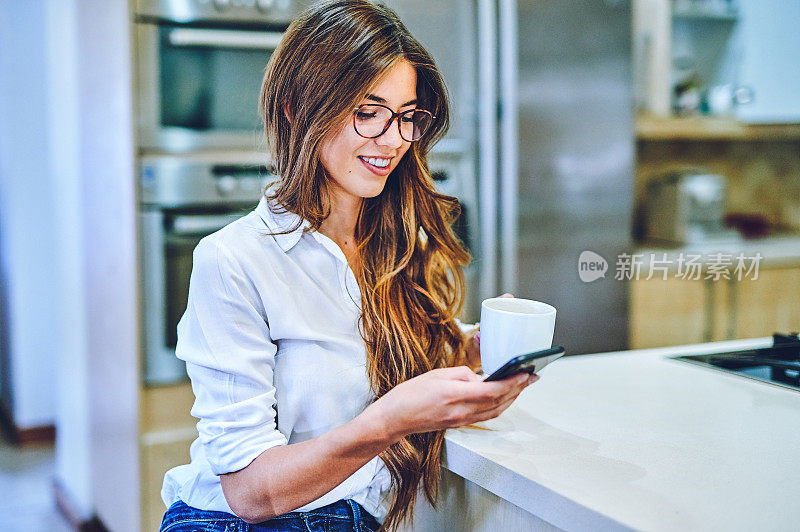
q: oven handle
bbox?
[170,214,242,235]
[167,28,284,50]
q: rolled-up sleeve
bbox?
[176,236,288,476]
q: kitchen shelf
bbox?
[672,6,739,22]
[635,114,800,141]
[634,234,800,269]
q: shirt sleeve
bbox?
[176,235,288,476]
[454,317,477,335]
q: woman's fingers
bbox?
[491,376,532,405]
[464,329,481,368]
[437,365,482,382]
[460,373,527,406]
[482,377,536,416]
[471,323,480,340]
[469,371,538,412]
[471,395,518,423]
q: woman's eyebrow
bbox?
[365,93,418,108]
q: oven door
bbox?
[140,208,248,386]
[136,23,283,153]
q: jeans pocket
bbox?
[303,514,355,532]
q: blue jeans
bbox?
[160,499,381,532]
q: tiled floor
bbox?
[0,436,73,531]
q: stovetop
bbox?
[673,332,800,392]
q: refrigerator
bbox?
[390,0,634,355]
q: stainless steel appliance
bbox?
[370,0,480,315]
[503,0,635,354]
[134,0,310,384]
[673,332,800,392]
[134,0,307,153]
[139,154,274,385]
[383,1,636,354]
[644,168,736,244]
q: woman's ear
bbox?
[282,102,293,123]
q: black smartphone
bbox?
[483,346,565,382]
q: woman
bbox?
[159,1,537,531]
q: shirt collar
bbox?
[256,194,311,253]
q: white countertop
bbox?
[443,338,800,531]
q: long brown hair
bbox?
[259,1,470,529]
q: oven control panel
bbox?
[139,155,277,207]
[135,0,308,24]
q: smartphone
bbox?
[483,346,565,382]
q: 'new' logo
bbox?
[578,251,608,282]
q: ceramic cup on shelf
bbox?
[479,297,557,375]
[707,84,755,116]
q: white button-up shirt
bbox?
[162,193,394,521]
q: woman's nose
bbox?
[376,118,404,149]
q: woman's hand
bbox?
[463,292,515,373]
[367,364,538,442]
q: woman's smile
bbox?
[358,155,394,175]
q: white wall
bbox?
[1,0,140,529]
[73,0,140,528]
[45,0,93,520]
[0,0,60,429]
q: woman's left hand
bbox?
[464,293,514,373]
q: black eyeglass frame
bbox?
[351,103,436,142]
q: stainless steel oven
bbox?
[139,154,276,385]
[138,152,463,385]
[134,0,308,153]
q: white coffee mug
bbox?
[479,298,557,375]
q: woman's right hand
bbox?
[367,366,538,442]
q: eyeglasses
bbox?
[352,103,435,142]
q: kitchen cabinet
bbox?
[734,0,800,123]
[140,382,195,433]
[141,430,196,531]
[140,383,197,531]
[630,275,706,348]
[633,0,740,118]
[735,267,800,338]
[630,264,800,348]
[633,0,800,126]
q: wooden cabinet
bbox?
[630,265,800,349]
[735,267,800,338]
[140,383,197,531]
[630,275,707,348]
[141,430,196,531]
[140,382,196,433]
